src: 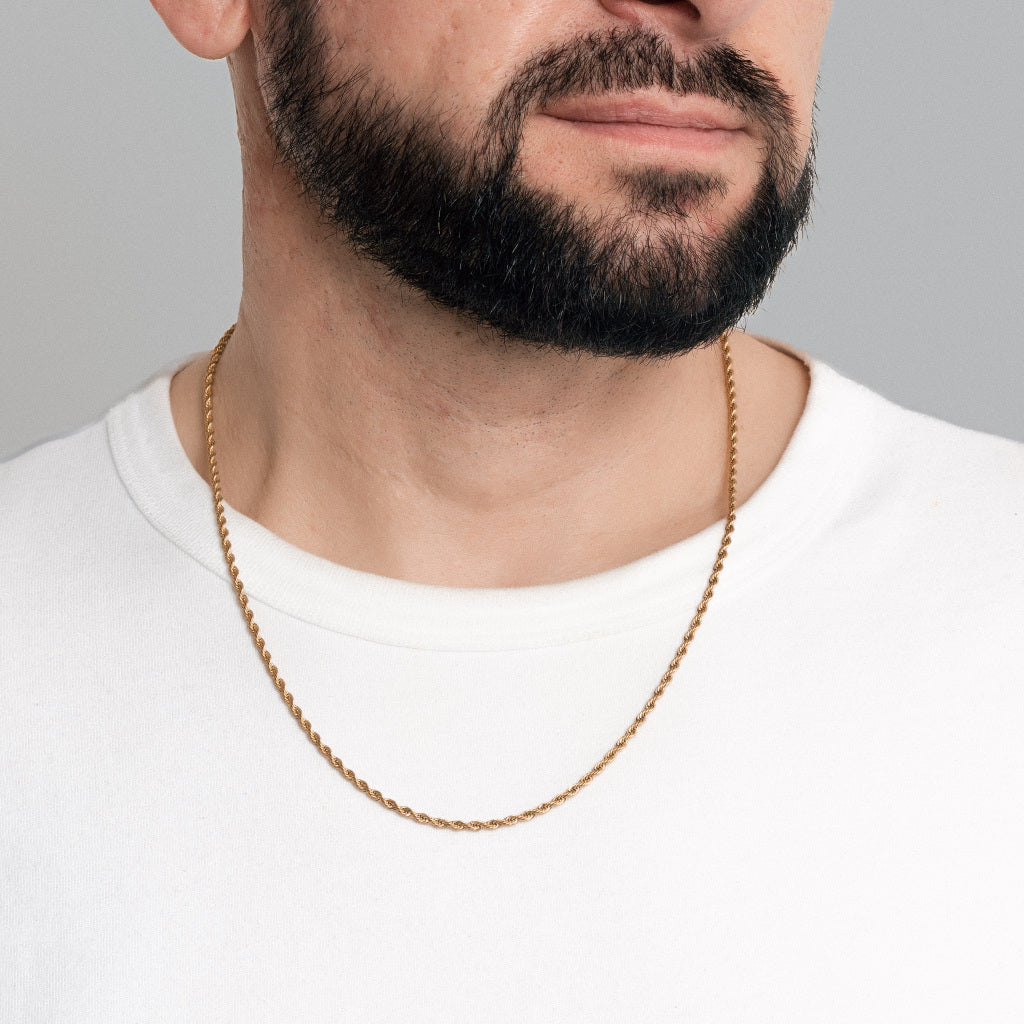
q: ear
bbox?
[150,0,250,60]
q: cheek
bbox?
[741,2,831,143]
[316,1,528,120]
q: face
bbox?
[254,0,830,357]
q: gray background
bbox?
[2,2,1022,460]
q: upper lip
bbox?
[539,94,746,132]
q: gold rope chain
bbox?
[204,324,738,830]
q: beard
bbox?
[258,6,815,359]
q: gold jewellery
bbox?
[204,324,738,831]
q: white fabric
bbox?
[2,354,1023,1023]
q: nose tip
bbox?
[598,0,767,42]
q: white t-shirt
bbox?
[2,354,1023,1023]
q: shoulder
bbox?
[751,335,1023,535]
[832,366,1024,523]
[0,414,130,599]
[751,333,1024,516]
[0,371,186,594]
[798,360,1024,623]
[0,415,119,524]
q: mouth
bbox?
[537,93,748,150]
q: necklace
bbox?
[204,324,738,830]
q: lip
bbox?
[538,93,747,134]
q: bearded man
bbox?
[2,0,1022,1020]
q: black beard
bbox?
[260,8,815,358]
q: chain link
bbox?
[204,324,738,830]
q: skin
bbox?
[159,0,831,587]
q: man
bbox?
[2,0,1021,1020]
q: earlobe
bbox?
[150,0,250,60]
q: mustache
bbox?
[484,26,800,174]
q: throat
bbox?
[171,326,799,588]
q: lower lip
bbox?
[544,116,742,151]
